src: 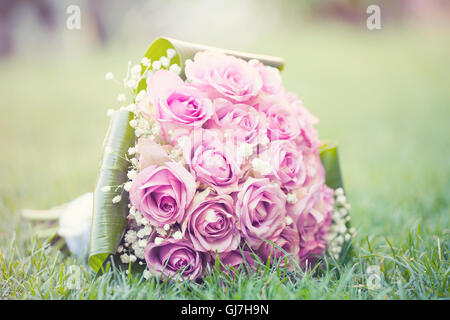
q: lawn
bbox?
[0,24,449,299]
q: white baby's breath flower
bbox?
[286,216,293,225]
[154,237,164,245]
[129,119,137,128]
[152,60,161,70]
[138,239,147,248]
[286,193,297,204]
[101,185,111,193]
[124,181,132,192]
[135,128,145,137]
[129,206,136,215]
[172,230,183,240]
[252,158,272,175]
[131,64,142,76]
[129,254,137,263]
[112,195,122,204]
[238,143,253,159]
[125,230,137,244]
[128,147,136,155]
[130,158,138,167]
[169,64,181,75]
[117,94,126,102]
[127,170,137,180]
[166,48,176,59]
[117,245,123,253]
[163,224,170,231]
[337,195,347,205]
[120,253,130,264]
[335,188,344,196]
[143,270,151,280]
[159,56,170,68]
[135,247,145,260]
[142,225,152,236]
[141,57,151,67]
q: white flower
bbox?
[138,239,147,248]
[169,64,181,75]
[252,158,272,175]
[112,195,122,204]
[172,230,183,240]
[129,206,136,215]
[135,248,145,260]
[335,188,344,196]
[120,254,130,264]
[151,124,160,136]
[117,94,126,102]
[143,270,151,280]
[337,195,347,205]
[117,245,123,253]
[142,225,152,236]
[127,170,137,180]
[160,56,170,68]
[238,143,253,159]
[152,60,161,70]
[125,230,137,244]
[286,216,293,225]
[129,254,137,263]
[101,185,111,192]
[166,48,176,59]
[163,224,170,231]
[154,237,164,245]
[124,181,132,192]
[141,57,151,67]
[286,193,297,204]
[105,72,114,80]
[130,158,138,167]
[135,128,144,137]
[128,147,136,155]
[129,119,137,128]
[131,64,142,76]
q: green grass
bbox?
[0,24,449,299]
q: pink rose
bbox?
[182,129,241,194]
[137,137,171,170]
[265,140,307,191]
[250,60,283,95]
[215,249,255,273]
[285,94,320,150]
[144,239,207,280]
[235,178,287,248]
[185,51,263,103]
[206,98,266,144]
[146,70,213,141]
[296,185,334,267]
[129,162,196,227]
[258,226,300,267]
[257,96,301,142]
[183,189,240,253]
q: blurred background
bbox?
[0,0,449,240]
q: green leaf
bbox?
[89,110,135,273]
[319,143,344,190]
[319,143,353,263]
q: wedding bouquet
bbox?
[87,38,354,279]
